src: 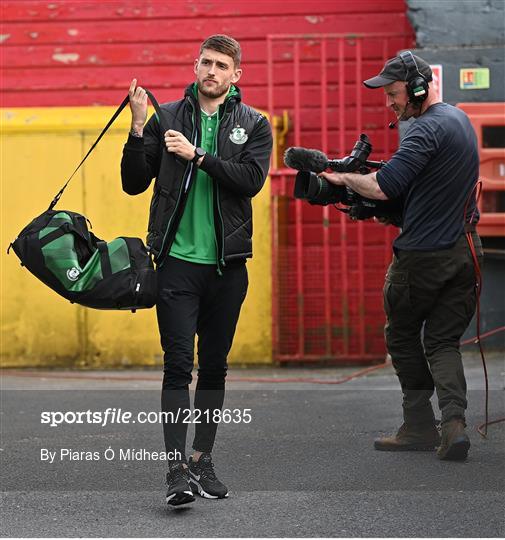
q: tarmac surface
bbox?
[1,352,504,538]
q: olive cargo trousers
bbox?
[383,232,482,426]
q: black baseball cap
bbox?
[363,53,433,88]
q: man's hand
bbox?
[319,171,346,185]
[128,78,148,136]
[321,170,387,200]
[164,130,196,161]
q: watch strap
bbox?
[192,147,205,163]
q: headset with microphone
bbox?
[388,104,410,129]
[388,51,429,129]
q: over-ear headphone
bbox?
[400,51,429,104]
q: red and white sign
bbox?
[430,64,443,101]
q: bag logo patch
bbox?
[66,267,81,281]
[229,126,248,145]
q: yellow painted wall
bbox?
[0,106,272,367]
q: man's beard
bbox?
[197,79,230,99]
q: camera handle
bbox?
[364,160,387,169]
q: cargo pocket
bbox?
[383,268,411,316]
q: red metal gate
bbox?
[267,33,413,363]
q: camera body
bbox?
[290,134,403,225]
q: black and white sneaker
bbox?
[188,453,229,499]
[165,462,195,506]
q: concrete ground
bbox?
[1,352,504,538]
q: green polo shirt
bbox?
[170,84,238,264]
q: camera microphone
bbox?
[284,147,328,173]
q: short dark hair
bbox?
[200,34,242,67]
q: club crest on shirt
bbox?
[66,267,80,281]
[229,126,248,145]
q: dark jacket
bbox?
[121,84,273,267]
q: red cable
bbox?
[462,181,504,437]
[460,325,505,346]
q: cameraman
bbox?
[320,52,482,461]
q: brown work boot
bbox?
[436,418,470,461]
[374,422,441,451]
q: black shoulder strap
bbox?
[48,89,165,211]
[96,241,112,278]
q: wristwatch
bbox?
[192,147,206,164]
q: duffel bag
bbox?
[8,89,164,312]
[9,209,156,311]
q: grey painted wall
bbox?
[406,0,505,103]
[407,0,504,48]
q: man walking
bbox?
[321,51,482,461]
[121,35,272,504]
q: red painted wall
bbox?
[1,0,414,111]
[1,1,416,362]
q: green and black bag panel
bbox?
[11,210,91,300]
[78,239,156,310]
[38,212,98,295]
[77,237,137,309]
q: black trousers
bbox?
[383,232,482,426]
[156,256,248,460]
